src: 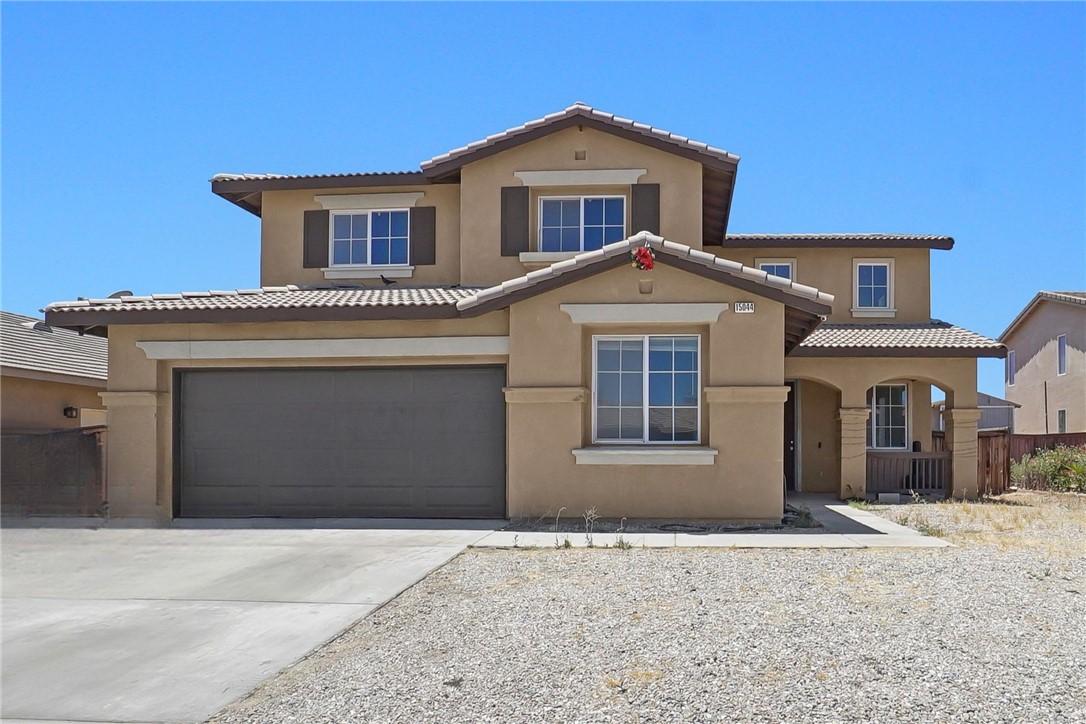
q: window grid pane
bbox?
[857,264,890,308]
[541,197,624,252]
[595,339,645,441]
[868,384,908,450]
[759,263,792,280]
[371,210,409,265]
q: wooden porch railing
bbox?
[866,451,951,497]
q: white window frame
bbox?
[852,258,896,318]
[755,258,796,280]
[538,195,625,253]
[591,334,701,446]
[1057,334,1067,375]
[328,208,411,268]
[867,382,910,450]
[1007,350,1016,386]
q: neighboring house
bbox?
[44,103,1003,521]
[932,392,1019,433]
[0,311,108,431]
[1000,291,1086,434]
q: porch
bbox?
[865,450,951,498]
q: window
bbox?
[855,262,890,308]
[1058,334,1067,375]
[756,259,794,280]
[331,210,409,266]
[1057,409,1067,434]
[1007,350,1016,386]
[540,196,624,252]
[867,383,908,449]
[594,335,700,444]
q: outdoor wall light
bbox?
[63,406,79,419]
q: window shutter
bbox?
[303,210,330,268]
[631,183,661,235]
[409,206,437,266]
[500,186,530,256]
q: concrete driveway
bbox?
[1,521,499,723]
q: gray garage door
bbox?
[175,367,506,518]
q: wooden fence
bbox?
[932,430,1086,496]
[866,451,951,496]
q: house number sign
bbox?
[734,302,755,313]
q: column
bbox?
[944,407,982,500]
[99,391,162,519]
[836,407,870,500]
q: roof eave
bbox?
[723,237,955,250]
[790,345,1007,359]
[44,303,462,329]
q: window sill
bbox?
[322,265,414,280]
[851,307,896,318]
[519,251,580,268]
[572,446,718,466]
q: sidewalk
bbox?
[471,494,951,549]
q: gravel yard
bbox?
[212,493,1085,723]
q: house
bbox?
[1000,291,1085,434]
[1,310,107,431]
[44,103,1004,521]
[932,392,1019,433]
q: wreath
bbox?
[631,246,656,271]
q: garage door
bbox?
[175,367,506,518]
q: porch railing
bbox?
[866,451,951,497]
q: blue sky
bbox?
[2,2,1083,395]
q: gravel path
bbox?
[212,496,1085,723]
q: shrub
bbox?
[1011,445,1086,492]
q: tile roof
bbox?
[0,310,108,381]
[456,232,834,315]
[211,171,423,183]
[999,290,1086,341]
[421,102,740,173]
[724,233,955,250]
[46,285,477,316]
[796,321,1005,358]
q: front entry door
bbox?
[784,381,797,491]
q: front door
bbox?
[784,381,797,491]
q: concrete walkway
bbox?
[472,494,951,549]
[1,521,500,723]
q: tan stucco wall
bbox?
[1,374,105,431]
[506,262,787,521]
[722,247,931,323]
[459,126,704,286]
[258,185,462,287]
[1004,301,1086,433]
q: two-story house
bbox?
[1000,291,1085,434]
[45,103,1004,521]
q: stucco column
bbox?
[836,407,870,500]
[99,391,162,519]
[944,408,983,500]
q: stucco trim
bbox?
[704,386,791,404]
[513,169,647,186]
[504,386,588,403]
[943,408,983,426]
[321,265,415,280]
[136,337,511,360]
[99,391,161,407]
[314,192,424,210]
[572,447,719,465]
[561,303,730,324]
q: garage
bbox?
[174,366,506,518]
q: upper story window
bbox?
[867,383,908,449]
[853,259,895,318]
[1057,334,1067,375]
[331,210,409,266]
[593,335,700,444]
[540,196,625,252]
[756,259,794,280]
[1007,350,1016,386]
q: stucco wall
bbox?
[1004,301,1086,433]
[1,374,105,431]
[506,262,787,521]
[259,184,462,287]
[459,126,704,286]
[721,247,931,323]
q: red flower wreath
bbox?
[631,246,656,271]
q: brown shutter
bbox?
[500,186,530,256]
[303,210,330,268]
[631,183,661,235]
[409,206,437,265]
